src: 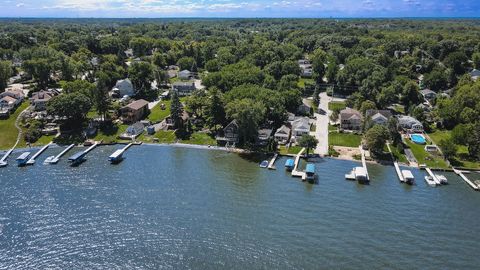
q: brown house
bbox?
[120,99,149,123]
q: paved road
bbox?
[312,92,330,156]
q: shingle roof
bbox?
[125,99,148,110]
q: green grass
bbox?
[329,132,362,147]
[153,130,177,143]
[389,144,408,163]
[0,102,29,150]
[328,124,337,131]
[93,124,129,143]
[297,78,314,88]
[404,139,449,169]
[279,145,303,155]
[180,132,216,145]
[428,129,480,169]
[328,101,346,111]
[148,100,171,123]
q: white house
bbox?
[291,117,310,142]
[111,79,135,97]
[274,125,291,144]
[398,115,423,133]
[178,70,192,80]
[365,110,392,126]
[0,96,17,109]
[0,88,25,101]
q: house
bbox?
[257,129,272,146]
[178,70,192,80]
[120,99,149,123]
[365,110,392,126]
[287,112,296,122]
[124,48,134,58]
[340,108,363,131]
[216,120,239,145]
[1,88,25,101]
[297,101,312,116]
[298,59,313,77]
[291,117,311,141]
[274,125,291,144]
[0,96,18,109]
[398,115,424,133]
[30,90,54,111]
[470,69,480,81]
[420,89,437,100]
[172,81,196,96]
[111,79,135,98]
[119,122,144,140]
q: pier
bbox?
[360,147,370,181]
[393,162,405,182]
[0,149,14,167]
[108,143,134,164]
[268,153,278,170]
[425,168,441,185]
[291,148,306,180]
[45,144,75,164]
[454,168,479,191]
[26,143,51,165]
[68,142,98,165]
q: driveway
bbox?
[312,92,330,156]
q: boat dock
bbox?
[393,162,405,182]
[268,153,278,170]
[68,143,98,165]
[26,143,51,165]
[45,144,75,164]
[0,149,14,167]
[425,168,441,185]
[454,168,479,191]
[108,143,133,164]
[291,148,306,179]
[360,147,370,181]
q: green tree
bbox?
[206,88,226,131]
[170,90,183,130]
[298,135,318,156]
[225,98,266,145]
[402,81,421,112]
[47,92,91,125]
[152,52,167,68]
[128,61,153,99]
[364,125,389,155]
[311,49,327,83]
[0,60,12,92]
[129,37,152,57]
[94,72,112,120]
[439,138,458,160]
[387,118,401,146]
[473,52,480,69]
[23,59,51,88]
[177,56,196,71]
[424,68,448,91]
[360,100,376,115]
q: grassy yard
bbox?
[297,78,315,88]
[153,130,177,143]
[328,124,337,131]
[428,129,480,169]
[180,132,216,145]
[328,101,346,111]
[93,124,129,143]
[279,145,303,155]
[148,100,171,123]
[404,139,449,169]
[0,102,29,150]
[329,131,362,147]
[389,144,408,163]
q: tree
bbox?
[128,61,153,99]
[364,125,389,155]
[377,85,397,109]
[206,88,226,131]
[94,72,112,120]
[466,123,480,160]
[298,135,318,156]
[177,56,196,71]
[473,52,480,69]
[129,37,151,57]
[152,52,167,68]
[225,98,266,145]
[23,59,51,88]
[387,118,401,146]
[439,138,458,160]
[170,90,183,130]
[360,100,376,115]
[0,60,11,92]
[402,81,421,112]
[311,49,326,83]
[61,80,95,97]
[47,92,91,125]
[424,68,448,91]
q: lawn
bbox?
[404,139,449,169]
[93,124,129,143]
[0,102,29,150]
[297,78,315,88]
[180,132,216,145]
[389,144,408,163]
[148,100,171,123]
[153,130,177,143]
[428,129,480,169]
[279,145,303,155]
[328,124,337,131]
[328,101,346,111]
[329,132,362,147]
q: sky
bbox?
[0,0,478,18]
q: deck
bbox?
[26,143,51,165]
[45,144,75,164]
[454,168,479,191]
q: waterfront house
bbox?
[297,101,312,116]
[257,128,273,146]
[291,117,310,142]
[30,90,54,111]
[0,96,18,110]
[365,110,392,126]
[178,70,192,80]
[340,108,362,131]
[172,81,196,96]
[420,89,436,100]
[274,125,291,144]
[120,99,149,123]
[111,79,135,98]
[0,88,25,101]
[216,120,239,145]
[470,69,480,81]
[398,115,423,133]
[119,122,144,139]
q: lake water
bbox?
[1,145,480,269]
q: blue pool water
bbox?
[411,134,426,144]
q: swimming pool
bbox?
[410,134,426,144]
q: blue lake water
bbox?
[1,144,480,269]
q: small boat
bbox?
[435,174,448,185]
[44,156,55,164]
[259,160,269,168]
[16,152,31,166]
[402,170,415,185]
[424,176,437,187]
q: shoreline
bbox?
[2,142,479,172]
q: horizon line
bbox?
[0,16,480,20]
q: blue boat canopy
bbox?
[285,159,294,167]
[306,164,315,174]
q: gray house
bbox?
[340,108,362,131]
[420,89,436,100]
[365,110,392,126]
[398,115,423,132]
[274,125,291,144]
[172,82,196,96]
[216,120,239,145]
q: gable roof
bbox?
[420,89,436,96]
[275,125,291,135]
[340,107,362,120]
[125,99,148,111]
[31,90,53,102]
[225,119,239,129]
[365,109,392,119]
[470,69,480,77]
[1,96,17,103]
[292,117,310,130]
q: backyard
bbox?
[328,101,346,111]
[404,139,449,169]
[148,100,171,123]
[0,102,29,150]
[428,130,480,169]
[329,131,362,148]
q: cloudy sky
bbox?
[0,0,478,18]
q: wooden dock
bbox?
[0,149,14,167]
[108,143,134,164]
[425,168,441,185]
[26,143,51,165]
[393,162,405,182]
[454,168,479,191]
[45,144,75,164]
[291,148,306,179]
[268,153,278,170]
[68,142,99,165]
[360,147,370,181]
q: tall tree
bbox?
[0,60,11,92]
[94,72,112,120]
[298,135,318,156]
[364,125,389,155]
[225,98,266,145]
[47,92,91,126]
[206,88,226,131]
[170,90,183,130]
[128,61,153,99]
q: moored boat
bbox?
[305,163,316,181]
[16,152,31,167]
[424,176,437,187]
[259,160,269,168]
[435,174,448,185]
[401,170,415,185]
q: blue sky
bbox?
[0,0,478,18]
